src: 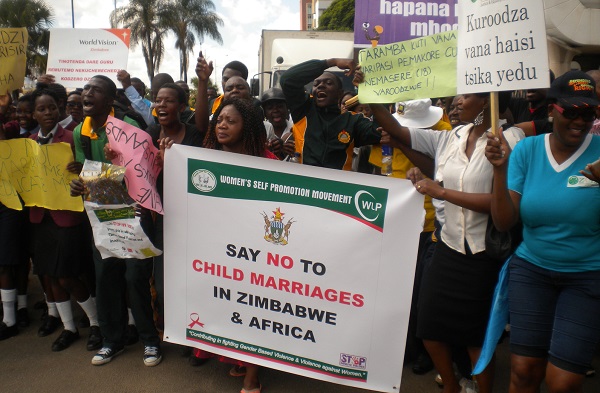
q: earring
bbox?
[548,116,553,123]
[473,110,485,126]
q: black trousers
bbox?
[93,245,159,349]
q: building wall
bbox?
[299,0,313,30]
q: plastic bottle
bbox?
[289,152,301,163]
[381,145,393,176]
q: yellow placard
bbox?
[0,28,28,93]
[358,30,457,104]
[0,139,83,211]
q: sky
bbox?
[50,0,301,90]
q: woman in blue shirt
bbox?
[486,70,600,393]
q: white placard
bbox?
[163,145,425,392]
[457,0,550,93]
[46,28,130,88]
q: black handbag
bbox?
[485,217,522,262]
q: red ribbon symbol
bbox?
[188,313,205,329]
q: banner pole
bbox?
[490,91,499,135]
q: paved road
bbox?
[1,280,599,393]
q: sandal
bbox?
[229,365,247,377]
[240,384,261,393]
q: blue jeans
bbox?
[509,255,600,374]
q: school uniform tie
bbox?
[38,134,53,145]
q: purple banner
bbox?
[354,0,458,48]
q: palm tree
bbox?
[168,0,223,82]
[110,0,172,83]
[0,0,54,76]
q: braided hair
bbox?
[204,98,267,157]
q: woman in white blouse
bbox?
[371,92,525,393]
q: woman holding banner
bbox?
[160,95,277,393]
[367,83,525,392]
[486,71,600,393]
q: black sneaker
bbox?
[143,345,162,367]
[91,346,125,366]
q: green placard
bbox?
[358,31,457,104]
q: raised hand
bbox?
[195,51,214,82]
[116,70,132,89]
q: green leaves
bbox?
[110,0,223,83]
[0,0,54,75]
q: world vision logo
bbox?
[568,79,594,92]
[261,207,295,245]
[338,130,351,144]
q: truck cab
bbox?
[257,30,356,97]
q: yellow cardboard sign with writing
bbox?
[0,28,28,93]
[0,139,83,211]
[358,31,457,104]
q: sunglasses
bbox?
[552,104,597,122]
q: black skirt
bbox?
[0,204,28,266]
[416,240,502,347]
[32,214,91,277]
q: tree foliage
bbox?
[318,0,355,31]
[111,0,224,84]
[0,0,54,76]
[189,76,219,106]
[110,0,173,83]
[167,0,222,82]
[190,76,219,93]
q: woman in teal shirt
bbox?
[486,70,600,393]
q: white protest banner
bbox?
[46,29,130,88]
[163,145,425,392]
[457,0,549,93]
[105,116,163,214]
[358,31,457,104]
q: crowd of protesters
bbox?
[0,53,599,393]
